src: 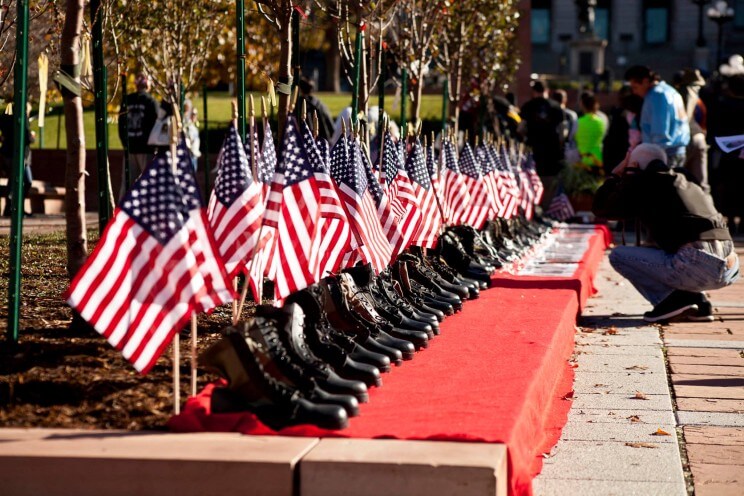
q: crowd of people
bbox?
[480,63,743,324]
[485,63,744,232]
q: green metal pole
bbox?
[378,46,386,142]
[292,8,301,114]
[400,68,408,135]
[202,84,210,194]
[441,80,449,132]
[8,0,29,344]
[121,73,131,192]
[90,0,110,232]
[236,0,246,141]
[351,23,364,124]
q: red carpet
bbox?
[170,227,609,495]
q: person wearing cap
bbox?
[592,144,739,323]
[118,72,158,197]
[624,65,690,168]
[519,80,566,206]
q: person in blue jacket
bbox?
[625,65,690,167]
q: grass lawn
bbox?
[32,91,445,151]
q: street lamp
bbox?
[692,0,711,47]
[708,0,735,68]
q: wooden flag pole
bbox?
[169,96,183,414]
[190,313,198,396]
[173,334,181,414]
[232,94,264,325]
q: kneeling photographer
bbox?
[592,144,740,322]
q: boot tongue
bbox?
[346,263,373,286]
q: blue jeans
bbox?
[609,245,740,305]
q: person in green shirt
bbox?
[576,91,607,172]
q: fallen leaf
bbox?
[628,415,641,423]
[604,326,618,335]
[652,428,671,436]
[626,365,649,371]
[626,442,658,449]
[632,391,649,400]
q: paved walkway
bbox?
[535,243,744,496]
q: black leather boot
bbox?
[250,305,360,417]
[436,231,493,284]
[199,328,349,430]
[406,247,472,300]
[320,277,398,369]
[344,263,434,337]
[284,285,381,389]
[336,271,427,353]
[262,298,369,402]
[426,255,480,299]
[375,271,441,333]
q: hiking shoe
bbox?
[643,292,699,323]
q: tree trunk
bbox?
[277,17,292,141]
[62,0,87,278]
[326,24,341,92]
[449,23,466,136]
[410,77,424,126]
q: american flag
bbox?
[546,192,575,221]
[488,145,519,219]
[301,120,353,277]
[263,117,322,299]
[525,154,544,205]
[67,146,233,374]
[459,142,495,229]
[330,133,392,273]
[476,144,504,218]
[248,121,279,301]
[360,141,404,259]
[441,139,471,225]
[407,138,442,249]
[426,139,447,228]
[207,123,263,279]
[380,132,420,254]
[495,144,521,219]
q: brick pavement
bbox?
[661,245,744,496]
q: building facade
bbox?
[530,0,744,79]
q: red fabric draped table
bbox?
[170,226,611,496]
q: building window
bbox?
[531,0,551,45]
[735,0,744,28]
[644,0,670,45]
[595,0,610,41]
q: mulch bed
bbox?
[0,229,248,430]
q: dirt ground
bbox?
[0,229,246,430]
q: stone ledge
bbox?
[0,428,318,496]
[300,438,508,496]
